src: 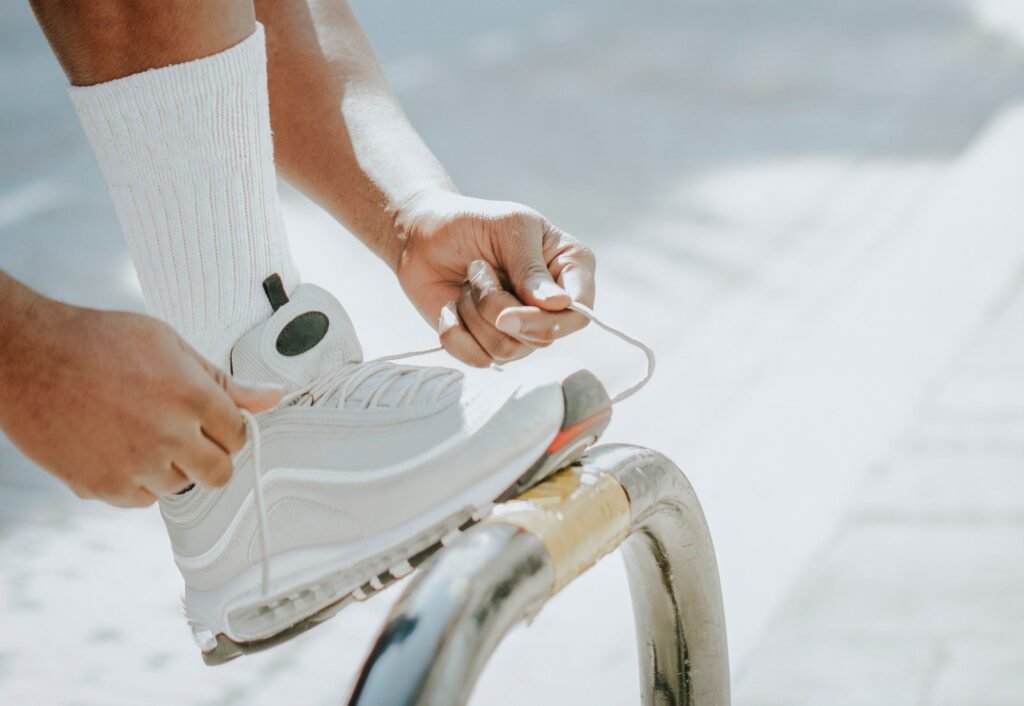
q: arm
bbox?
[257,0,451,269]
[257,0,596,366]
[0,272,282,507]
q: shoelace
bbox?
[280,358,462,409]
[242,301,655,596]
[566,301,656,404]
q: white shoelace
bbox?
[242,301,654,596]
[280,358,462,410]
[566,301,656,404]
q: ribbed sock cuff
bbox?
[68,24,299,366]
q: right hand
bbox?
[0,290,283,508]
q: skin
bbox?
[30,0,256,87]
[17,1,283,507]
[0,273,283,507]
[32,0,598,365]
[16,0,597,506]
[255,0,597,366]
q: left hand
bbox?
[393,191,596,367]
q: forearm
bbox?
[256,0,456,271]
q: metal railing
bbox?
[347,444,730,706]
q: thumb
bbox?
[502,221,571,311]
[186,344,286,413]
[225,377,286,413]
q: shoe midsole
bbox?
[184,429,557,641]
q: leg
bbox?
[32,0,299,366]
[31,1,254,87]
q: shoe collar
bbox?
[230,275,363,392]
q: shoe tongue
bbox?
[230,281,362,391]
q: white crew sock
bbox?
[68,24,299,367]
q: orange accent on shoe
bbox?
[546,408,612,454]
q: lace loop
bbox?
[566,301,655,404]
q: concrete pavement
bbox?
[736,257,1024,706]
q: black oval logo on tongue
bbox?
[276,311,330,356]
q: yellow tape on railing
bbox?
[486,468,631,595]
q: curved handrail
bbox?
[347,444,730,706]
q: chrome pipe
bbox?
[347,444,729,706]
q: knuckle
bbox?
[153,422,185,455]
[525,327,556,344]
[153,466,184,494]
[506,204,539,222]
[131,490,157,508]
[439,325,459,345]
[466,353,492,368]
[176,376,211,412]
[205,455,234,488]
[223,417,247,453]
[442,335,491,369]
[456,287,475,314]
[95,475,131,503]
[577,243,597,268]
[475,288,504,319]
[210,366,229,392]
[491,335,525,361]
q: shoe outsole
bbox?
[197,370,612,666]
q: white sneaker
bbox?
[158,276,612,663]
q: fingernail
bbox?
[438,301,460,335]
[533,280,567,301]
[467,260,487,281]
[496,314,522,336]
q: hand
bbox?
[394,191,596,366]
[0,284,284,508]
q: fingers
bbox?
[496,306,589,344]
[189,348,285,415]
[191,378,248,455]
[106,486,158,509]
[182,346,282,454]
[224,377,286,414]
[173,431,234,489]
[497,217,571,311]
[437,301,492,367]
[547,230,596,308]
[524,223,596,339]
[459,261,535,362]
[489,224,596,344]
[142,464,193,497]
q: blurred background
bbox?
[3,0,1024,703]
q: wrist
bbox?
[388,185,462,273]
[0,274,54,420]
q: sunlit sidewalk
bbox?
[737,262,1024,705]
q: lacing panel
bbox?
[243,302,654,596]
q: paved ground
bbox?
[736,265,1024,706]
[3,0,1024,704]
